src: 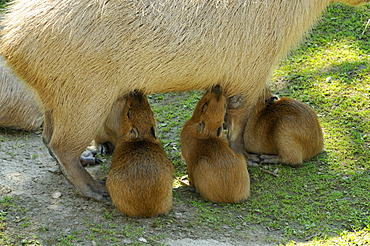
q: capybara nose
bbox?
[211,85,222,101]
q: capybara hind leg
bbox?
[279,150,303,166]
[276,137,304,166]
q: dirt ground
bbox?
[0,127,284,246]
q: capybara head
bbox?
[119,91,159,144]
[192,85,227,138]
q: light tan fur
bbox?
[181,86,250,203]
[107,92,174,217]
[94,98,128,154]
[0,0,367,200]
[244,88,324,166]
[0,56,43,131]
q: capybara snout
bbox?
[196,85,227,138]
[119,92,159,143]
[181,86,250,203]
[107,92,174,217]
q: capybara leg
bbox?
[259,154,282,164]
[50,144,110,202]
[244,152,260,167]
[42,110,54,145]
[276,137,304,166]
[227,95,249,154]
[42,109,111,202]
[279,150,303,166]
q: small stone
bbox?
[138,237,147,243]
[52,191,62,199]
[174,212,183,219]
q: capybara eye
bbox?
[129,127,139,138]
[127,108,131,119]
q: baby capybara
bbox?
[107,92,174,217]
[181,86,250,203]
[244,87,324,166]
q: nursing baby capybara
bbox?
[181,86,250,203]
[244,88,324,166]
[1,0,368,201]
[106,92,174,217]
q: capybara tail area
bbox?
[193,157,250,203]
[107,171,173,217]
[107,156,173,217]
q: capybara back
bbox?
[244,88,323,165]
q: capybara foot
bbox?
[243,152,260,166]
[78,180,111,203]
[80,150,103,167]
[259,154,280,164]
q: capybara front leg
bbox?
[259,154,282,164]
[42,110,110,202]
[49,143,110,202]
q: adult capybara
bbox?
[107,92,174,217]
[244,88,324,166]
[1,0,368,201]
[181,86,250,203]
[0,55,43,131]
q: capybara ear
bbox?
[198,122,205,133]
[150,126,157,139]
[217,126,223,138]
[265,95,279,104]
[129,127,139,139]
[201,102,208,113]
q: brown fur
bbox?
[0,56,43,131]
[0,0,367,200]
[181,86,250,203]
[107,92,174,217]
[244,88,324,166]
